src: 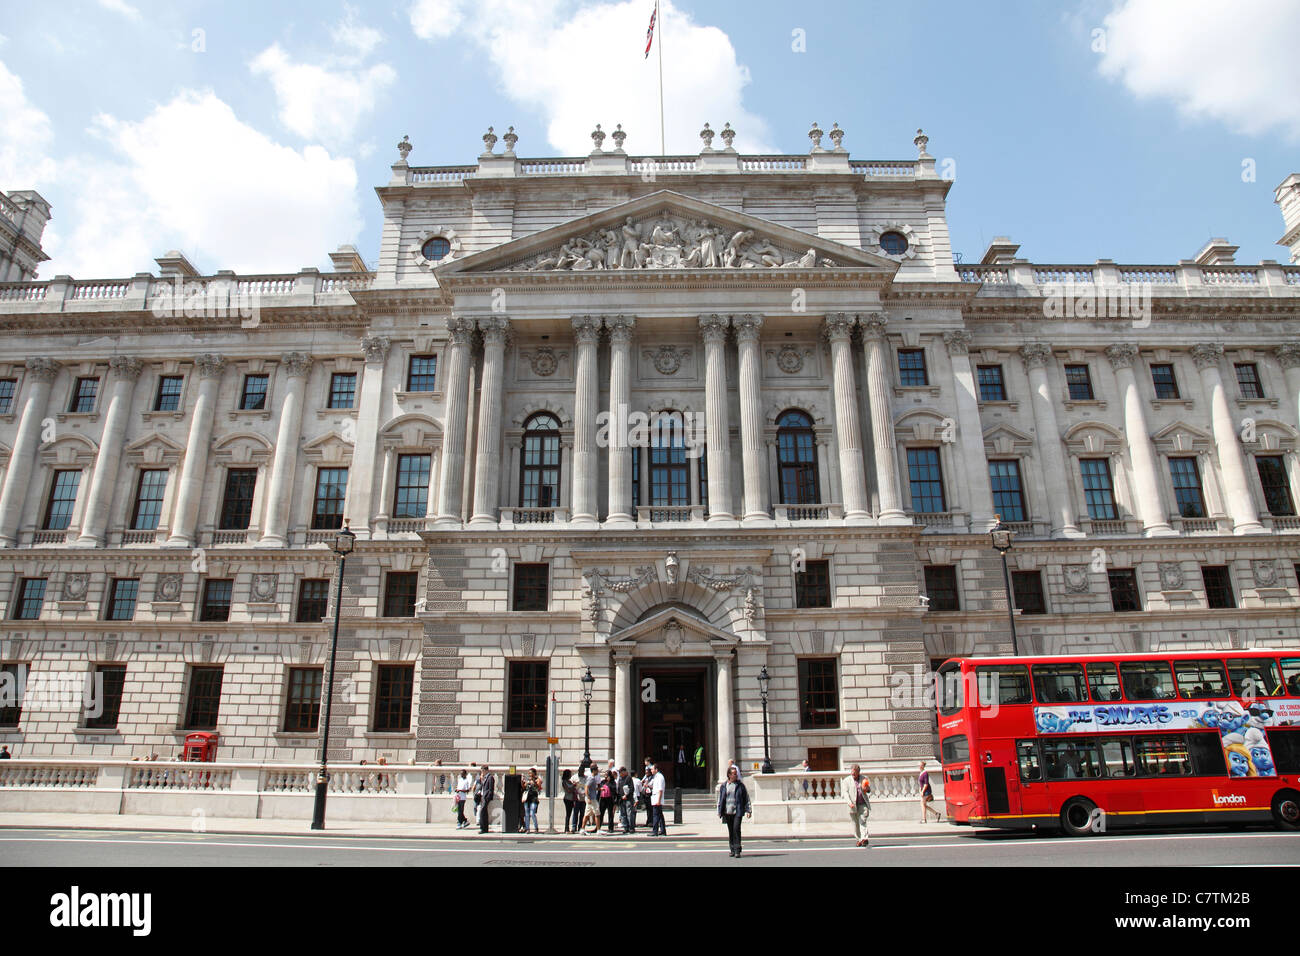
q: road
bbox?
[3,827,1297,867]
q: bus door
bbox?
[1015,739,1052,820]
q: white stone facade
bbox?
[0,127,1298,780]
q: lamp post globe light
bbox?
[310,523,356,830]
[579,667,594,774]
[758,665,773,774]
[989,515,1020,657]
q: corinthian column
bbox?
[715,651,735,775]
[434,317,475,526]
[734,313,771,525]
[1278,344,1300,435]
[570,315,602,527]
[258,352,313,547]
[700,313,734,522]
[605,315,636,527]
[75,355,144,547]
[470,316,511,526]
[859,313,904,524]
[0,358,60,547]
[1020,344,1082,538]
[943,330,995,532]
[1106,344,1174,536]
[167,354,224,547]
[1191,344,1264,534]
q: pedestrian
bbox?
[844,763,871,847]
[454,766,472,828]
[919,761,942,823]
[650,763,667,836]
[477,764,495,833]
[583,765,601,833]
[717,764,752,857]
[572,768,587,834]
[617,766,637,833]
[0,746,10,759]
[561,769,576,833]
[694,743,706,786]
[726,758,742,783]
[523,767,542,833]
[676,743,687,788]
[641,758,654,823]
[793,757,812,796]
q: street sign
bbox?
[547,737,559,745]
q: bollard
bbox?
[673,786,682,825]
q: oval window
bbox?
[879,231,909,255]
[422,237,451,261]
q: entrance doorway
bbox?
[636,664,709,790]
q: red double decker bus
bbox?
[935,650,1300,835]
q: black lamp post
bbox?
[990,515,1020,656]
[579,667,594,774]
[758,666,773,774]
[311,523,355,830]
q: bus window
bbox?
[1032,663,1087,703]
[1174,660,1229,699]
[1100,738,1136,777]
[1135,735,1193,776]
[941,734,969,764]
[1120,660,1175,700]
[936,662,964,716]
[1282,659,1300,697]
[1187,733,1228,777]
[1226,658,1283,698]
[1017,740,1042,781]
[975,665,1031,707]
[1086,662,1122,701]
[1041,738,1101,779]
[1270,728,1300,774]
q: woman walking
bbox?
[599,770,617,834]
[572,768,588,834]
[561,769,576,833]
[522,767,542,833]
[919,761,942,823]
[454,767,472,829]
[583,765,602,833]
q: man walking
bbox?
[650,763,667,836]
[844,763,871,847]
[717,765,751,857]
[617,766,637,833]
[477,764,496,834]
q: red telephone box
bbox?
[183,732,218,762]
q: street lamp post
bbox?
[579,667,594,774]
[758,666,773,774]
[311,523,355,830]
[990,515,1020,656]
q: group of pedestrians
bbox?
[559,760,668,835]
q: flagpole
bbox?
[656,0,665,156]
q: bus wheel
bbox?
[1272,790,1300,831]
[1060,797,1098,837]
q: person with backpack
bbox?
[582,766,602,834]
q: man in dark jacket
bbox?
[716,765,752,857]
[477,765,495,833]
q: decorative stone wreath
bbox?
[866,222,920,262]
[408,226,463,272]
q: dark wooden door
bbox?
[808,747,839,771]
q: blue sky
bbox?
[1,0,1297,278]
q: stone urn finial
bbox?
[591,123,606,152]
[502,125,518,155]
[396,134,412,162]
[699,122,714,150]
[914,128,930,158]
[611,123,627,152]
[828,122,845,150]
[482,125,498,154]
[808,120,824,151]
[720,122,735,150]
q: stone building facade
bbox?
[0,125,1298,780]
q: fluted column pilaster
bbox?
[0,358,60,547]
[605,315,636,527]
[470,317,511,525]
[1106,344,1175,536]
[259,352,313,546]
[734,313,771,525]
[75,356,144,547]
[1021,344,1083,538]
[434,318,475,526]
[1192,344,1264,534]
[700,313,734,521]
[167,354,224,547]
[570,315,601,526]
[715,652,735,778]
[943,330,995,532]
[859,313,904,524]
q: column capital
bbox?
[1104,343,1139,370]
[1190,343,1224,369]
[941,329,971,355]
[571,314,602,344]
[731,312,764,344]
[280,352,313,379]
[1275,343,1300,369]
[823,311,858,342]
[194,353,226,378]
[361,335,391,365]
[698,312,730,345]
[446,316,476,346]
[25,357,61,383]
[857,311,888,340]
[477,315,512,346]
[1019,343,1053,371]
[108,355,144,381]
[604,313,636,344]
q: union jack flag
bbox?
[645,4,656,58]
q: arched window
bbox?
[777,410,820,504]
[649,411,689,506]
[519,413,561,508]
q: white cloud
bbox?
[1097,0,1300,139]
[251,44,396,146]
[0,58,56,187]
[97,0,141,20]
[332,3,385,58]
[42,90,362,278]
[409,0,775,155]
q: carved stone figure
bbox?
[1063,566,1090,593]
[665,551,679,585]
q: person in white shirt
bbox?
[650,764,667,836]
[454,769,472,828]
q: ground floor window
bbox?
[506,661,548,733]
[373,664,414,732]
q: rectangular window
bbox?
[154,375,184,411]
[328,372,357,409]
[512,563,549,611]
[13,578,47,620]
[1080,458,1117,520]
[1108,568,1141,612]
[1011,570,1046,615]
[296,579,330,623]
[0,663,24,725]
[1284,657,1300,697]
[1041,738,1102,779]
[1174,659,1229,699]
[1188,732,1228,776]
[1202,565,1235,609]
[630,446,640,507]
[311,468,348,530]
[84,664,126,730]
[70,377,99,413]
[1119,660,1174,700]
[43,470,82,530]
[1032,664,1086,703]
[0,379,17,414]
[130,469,168,531]
[373,664,413,732]
[393,454,431,518]
[407,355,437,392]
[199,579,233,622]
[219,469,258,530]
[975,665,1031,706]
[1168,457,1206,518]
[976,365,1006,401]
[284,667,323,733]
[1226,658,1281,698]
[1086,662,1122,702]
[1235,363,1263,399]
[240,374,269,410]
[184,666,224,730]
[1256,455,1295,516]
[1100,739,1137,778]
[798,658,840,729]
[906,448,946,513]
[105,579,139,621]
[988,460,1026,522]
[1064,364,1093,401]
[795,560,831,609]
[897,349,928,387]
[506,660,548,733]
[1135,735,1193,776]
[924,565,960,611]
[1017,740,1042,781]
[1149,363,1179,399]
[383,571,418,617]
